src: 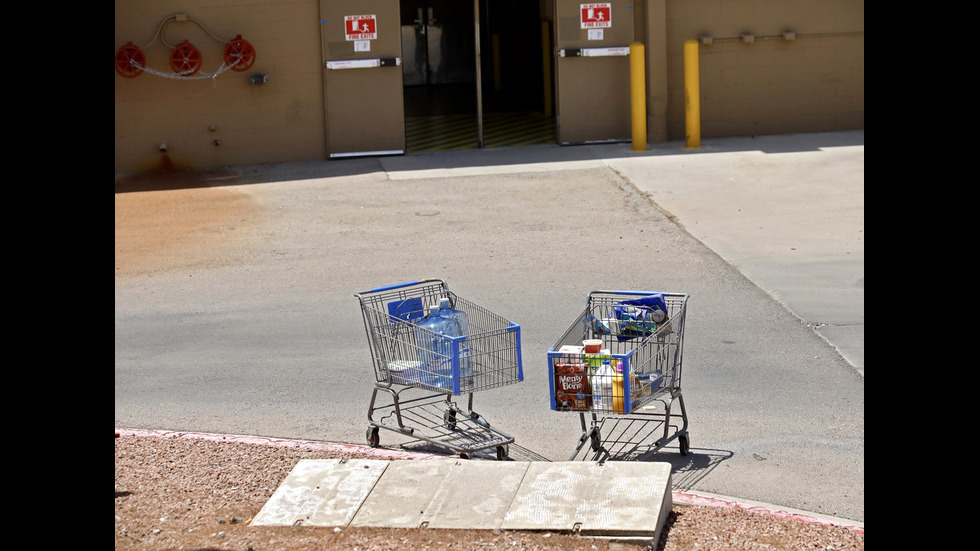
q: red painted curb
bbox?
[671,491,864,535]
[114,427,453,461]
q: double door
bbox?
[319,0,635,156]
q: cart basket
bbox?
[355,279,523,395]
[547,290,688,415]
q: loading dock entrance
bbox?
[401,0,554,152]
[319,0,634,157]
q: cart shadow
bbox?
[631,447,734,490]
[563,415,734,489]
[392,437,730,486]
[394,440,551,462]
[575,444,733,490]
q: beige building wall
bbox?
[114,0,326,175]
[115,0,863,175]
[661,0,864,140]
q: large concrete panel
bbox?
[502,461,672,536]
[252,459,389,527]
[349,460,455,528]
[420,461,531,530]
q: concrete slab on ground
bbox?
[502,461,672,537]
[252,458,672,539]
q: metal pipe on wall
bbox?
[474,0,483,148]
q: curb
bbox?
[115,427,863,535]
[115,427,453,461]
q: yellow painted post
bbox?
[683,39,701,149]
[630,42,647,151]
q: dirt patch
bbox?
[115,183,262,278]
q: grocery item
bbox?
[387,360,423,385]
[583,314,610,335]
[591,360,615,411]
[584,351,612,369]
[555,362,591,411]
[415,305,456,388]
[438,298,469,334]
[612,361,625,414]
[612,294,670,341]
[438,298,472,391]
[635,372,652,397]
[582,339,603,353]
[556,345,584,364]
[617,294,669,322]
[620,360,639,399]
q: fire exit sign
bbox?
[345,15,377,40]
[580,3,612,28]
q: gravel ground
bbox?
[114,431,864,550]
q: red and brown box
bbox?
[555,362,591,411]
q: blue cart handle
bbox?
[590,289,661,297]
[355,278,445,296]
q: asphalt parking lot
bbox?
[115,130,864,522]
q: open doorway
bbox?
[401,0,554,152]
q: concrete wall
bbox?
[114,0,326,175]
[661,0,864,140]
[114,0,863,175]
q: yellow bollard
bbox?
[683,39,701,149]
[630,42,647,151]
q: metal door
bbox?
[320,0,404,157]
[554,1,633,144]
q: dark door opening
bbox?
[401,0,554,152]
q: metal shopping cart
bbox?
[354,279,523,460]
[547,290,690,461]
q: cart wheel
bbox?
[458,452,470,460]
[678,434,690,456]
[443,410,457,431]
[589,429,602,453]
[366,427,380,448]
[496,445,509,461]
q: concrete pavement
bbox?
[376,130,864,375]
[595,132,864,375]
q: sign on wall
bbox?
[345,15,378,40]
[580,3,612,29]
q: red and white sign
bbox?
[580,3,612,29]
[345,15,377,40]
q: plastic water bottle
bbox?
[438,298,473,392]
[416,305,454,388]
[438,298,468,335]
[591,360,615,411]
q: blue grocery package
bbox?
[613,294,669,341]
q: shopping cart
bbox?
[354,279,523,460]
[547,290,690,461]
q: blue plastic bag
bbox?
[613,294,669,341]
